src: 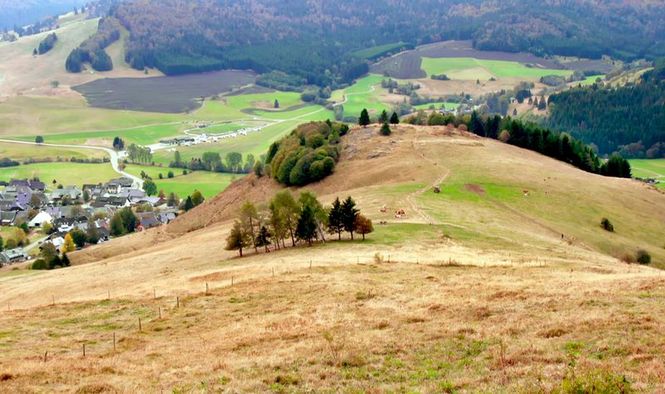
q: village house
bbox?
[0,248,30,266]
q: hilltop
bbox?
[1,125,664,391]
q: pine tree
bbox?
[379,109,389,124]
[183,196,194,211]
[256,225,272,252]
[341,196,359,240]
[296,205,317,246]
[390,112,400,124]
[359,109,370,127]
[327,197,344,240]
[380,122,392,136]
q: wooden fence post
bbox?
[176,297,179,308]
[138,317,142,332]
[205,282,209,295]
[43,351,48,362]
[82,343,86,358]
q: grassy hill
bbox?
[1,125,664,391]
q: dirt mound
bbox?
[465,184,485,195]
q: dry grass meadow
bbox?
[1,126,664,392]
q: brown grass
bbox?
[1,125,664,391]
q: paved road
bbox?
[0,139,144,188]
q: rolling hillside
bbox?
[1,125,664,391]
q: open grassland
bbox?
[0,142,106,161]
[1,126,664,391]
[630,159,665,189]
[124,164,239,198]
[579,75,605,86]
[0,162,118,187]
[334,74,391,118]
[413,102,459,111]
[421,57,573,80]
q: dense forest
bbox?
[110,0,665,89]
[547,61,665,157]
[36,33,58,55]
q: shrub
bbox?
[31,259,48,270]
[636,249,651,265]
[380,123,391,136]
[600,218,614,232]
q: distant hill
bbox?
[0,0,85,29]
[547,61,665,156]
[110,0,665,88]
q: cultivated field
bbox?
[123,164,239,198]
[0,142,106,161]
[1,125,664,391]
[73,70,257,113]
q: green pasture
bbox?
[578,75,605,86]
[630,159,665,189]
[413,102,460,111]
[421,57,573,80]
[335,74,390,118]
[0,142,106,160]
[0,162,118,188]
[124,164,237,198]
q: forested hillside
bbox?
[547,61,665,157]
[111,0,665,88]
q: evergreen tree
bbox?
[327,197,344,240]
[470,111,485,136]
[296,204,318,246]
[380,122,391,136]
[274,99,280,109]
[183,196,194,211]
[299,191,327,242]
[390,111,400,124]
[379,109,389,124]
[538,96,547,110]
[359,109,370,127]
[341,196,359,240]
[255,225,272,252]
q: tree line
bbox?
[35,33,57,55]
[169,150,257,174]
[226,191,373,257]
[405,110,632,179]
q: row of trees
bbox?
[359,109,400,127]
[226,192,373,257]
[170,150,256,174]
[127,143,153,164]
